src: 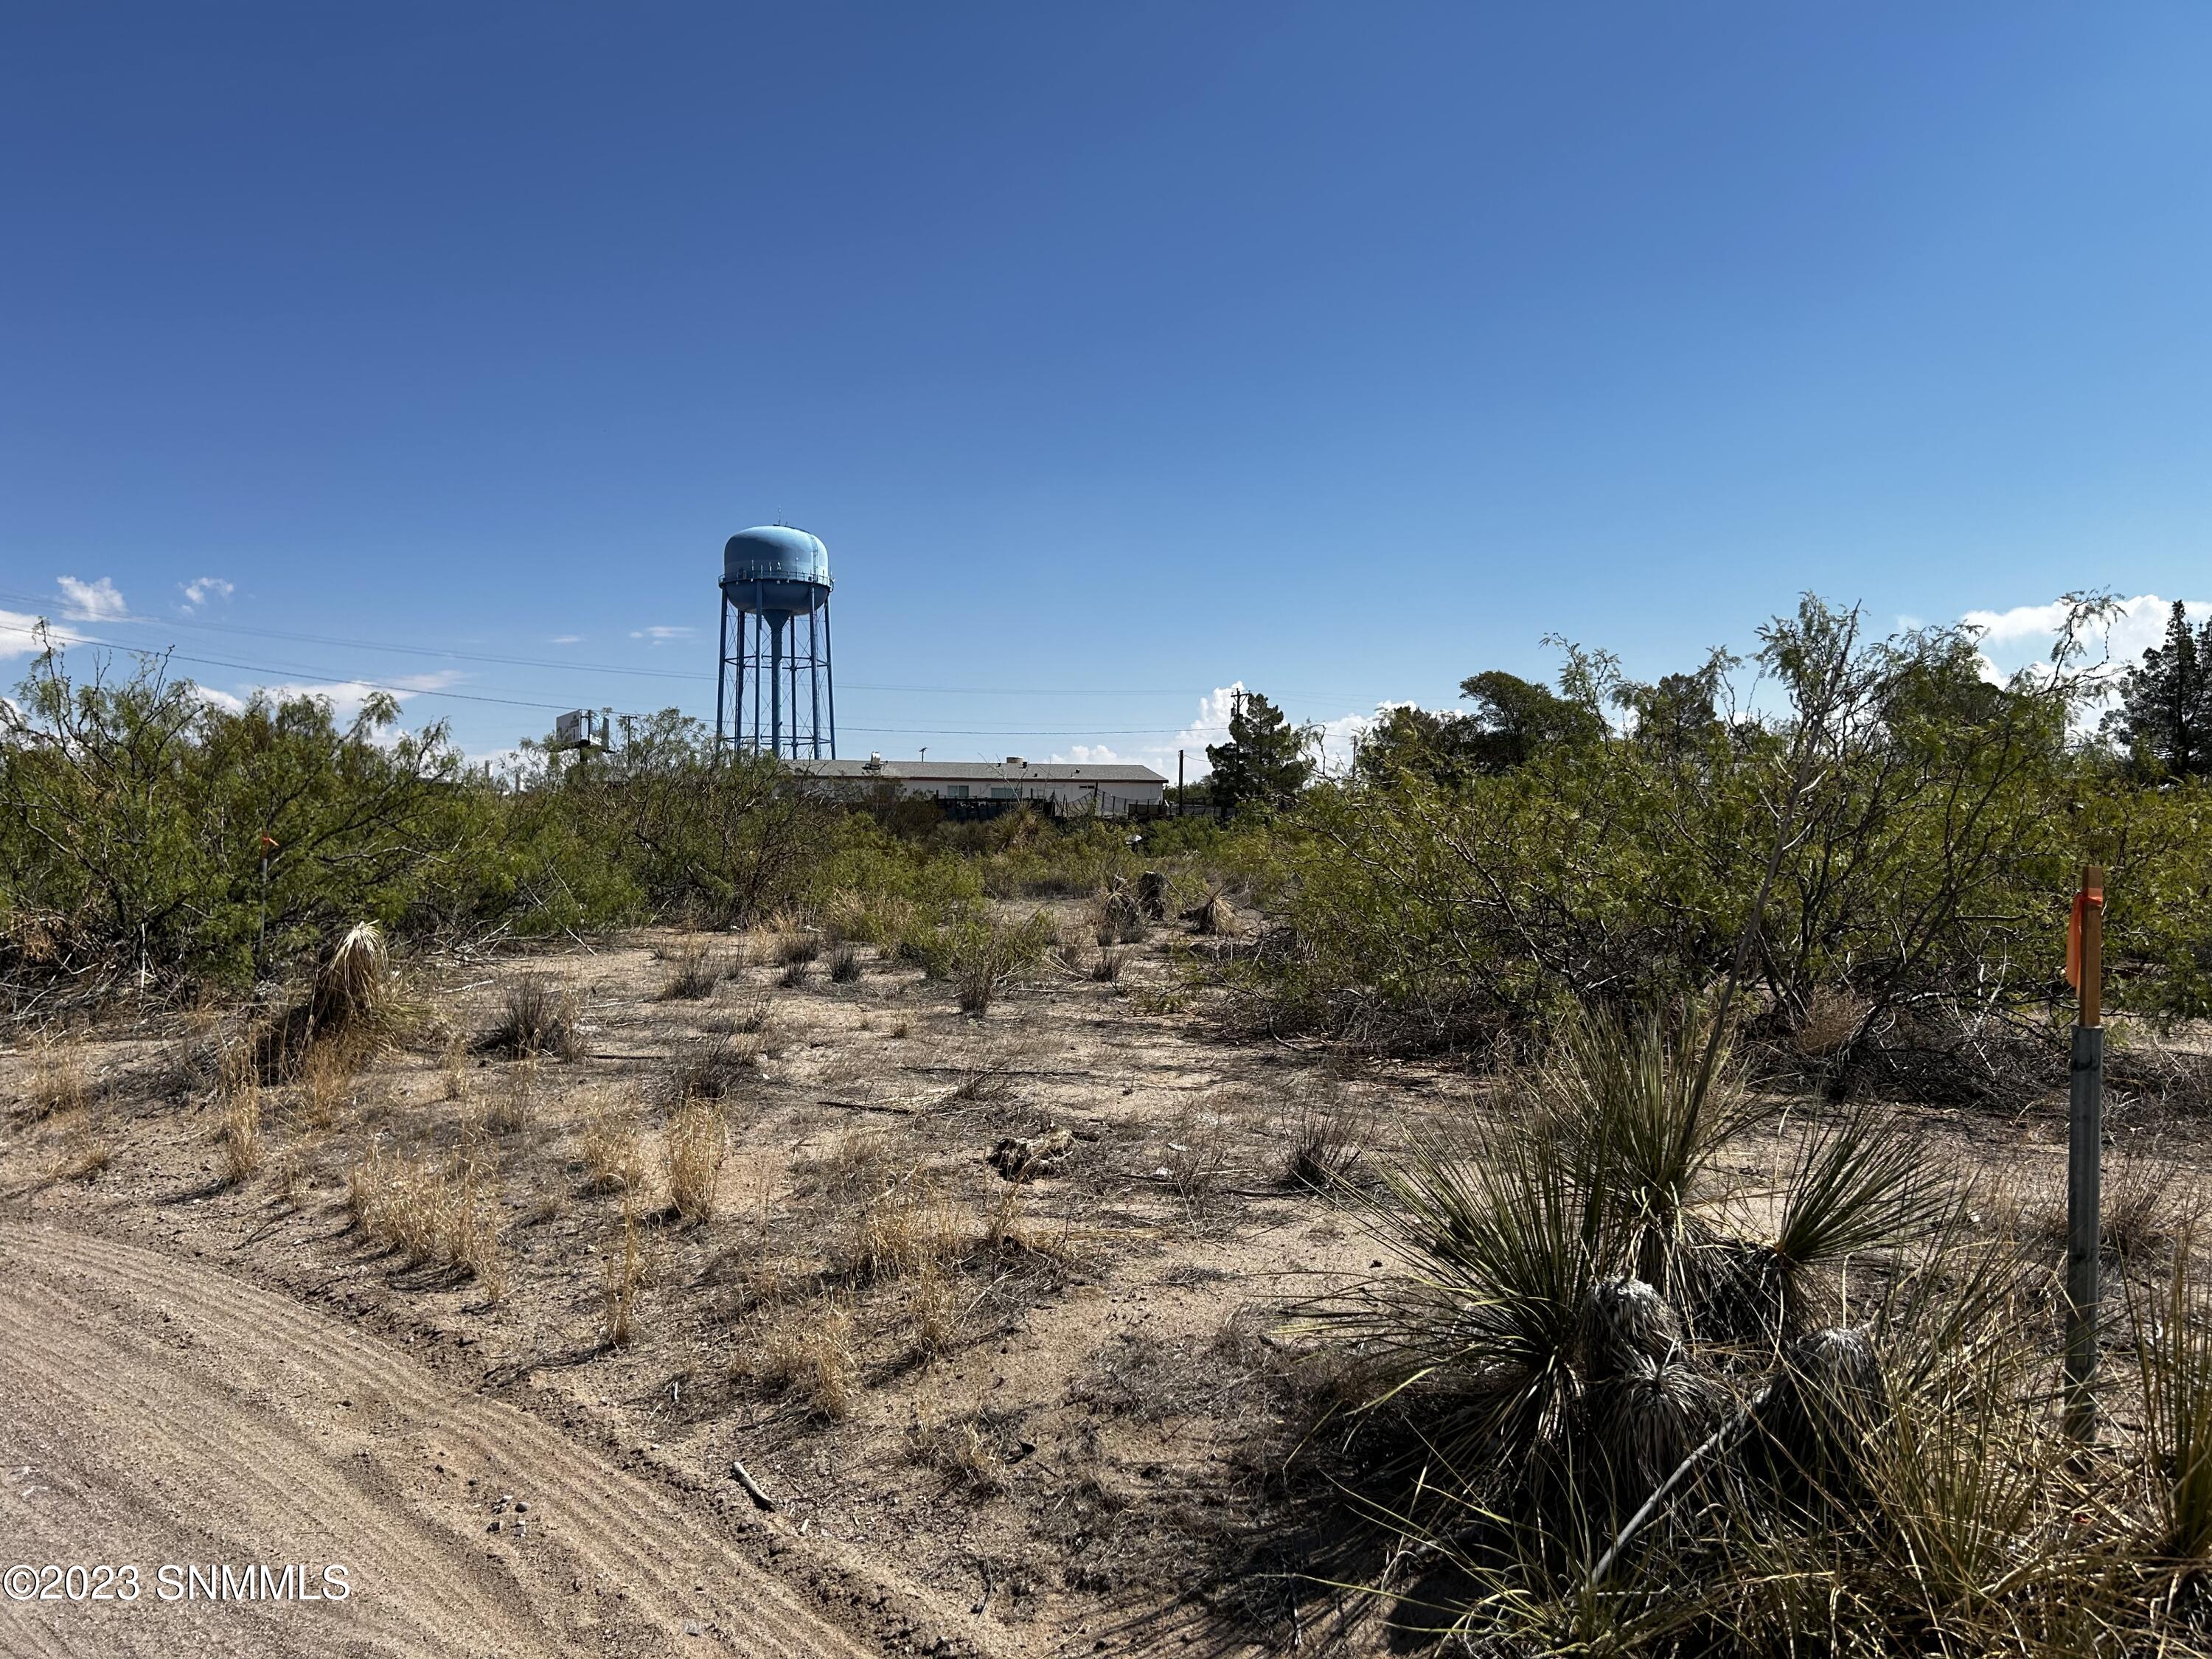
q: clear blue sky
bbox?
[5,4,2210,768]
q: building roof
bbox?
[794,758,1166,785]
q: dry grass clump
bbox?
[484,1054,541,1133]
[665,1097,726,1223]
[580,1107,644,1195]
[1091,946,1127,984]
[670,1030,756,1100]
[51,1118,113,1183]
[602,1200,644,1346]
[911,1261,959,1360]
[658,939,734,1001]
[346,1141,506,1296]
[828,942,862,984]
[947,1040,1019,1105]
[1161,1118,1231,1221]
[777,956,815,990]
[738,1298,857,1421]
[1791,984,1871,1059]
[2101,1147,2199,1261]
[477,975,582,1060]
[905,1406,1008,1495]
[2022,1145,2201,1264]
[711,990,773,1035]
[775,931,823,967]
[439,1029,469,1102]
[296,1040,352,1128]
[838,1166,964,1283]
[24,1034,90,1120]
[220,1069,263,1184]
[1279,1088,1367,1191]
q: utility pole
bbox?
[1177,748,1185,816]
[2065,863,2106,1443]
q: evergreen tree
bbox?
[1455,669,1606,773]
[2109,601,2212,777]
[1205,689,1314,814]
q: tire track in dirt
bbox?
[0,1222,883,1658]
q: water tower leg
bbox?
[770,616,785,757]
[808,608,823,759]
[715,600,728,751]
[822,599,836,759]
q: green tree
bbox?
[1456,669,1607,773]
[1205,690,1313,815]
[2107,600,2212,778]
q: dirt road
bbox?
[0,1222,883,1659]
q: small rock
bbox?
[513,1500,529,1513]
[684,1620,705,1638]
[487,1520,502,1534]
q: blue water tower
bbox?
[715,525,835,758]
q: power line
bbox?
[24,630,1221,733]
[1,588,1380,702]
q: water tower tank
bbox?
[716,524,837,760]
[723,526,831,616]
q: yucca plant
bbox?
[1312,1006,2065,1643]
[2132,1242,2212,1563]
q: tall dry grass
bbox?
[344,1140,507,1297]
[26,1034,90,1120]
[665,1097,726,1222]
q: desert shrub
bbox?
[917,911,1053,1016]
[1242,598,2212,1081]
[1090,945,1127,984]
[828,941,861,983]
[0,650,481,996]
[1089,879,1147,946]
[478,976,582,1060]
[670,1030,754,1100]
[658,939,728,1000]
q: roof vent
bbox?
[1005,756,1025,767]
[864,752,883,771]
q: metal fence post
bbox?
[2063,863,2104,1443]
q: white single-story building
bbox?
[793,755,1168,816]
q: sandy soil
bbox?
[4,906,2207,1658]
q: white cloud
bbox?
[0,610,84,660]
[1046,683,1386,779]
[549,634,582,645]
[180,575,234,611]
[56,575,127,622]
[1964,593,2211,677]
[630,625,693,645]
[196,669,465,723]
